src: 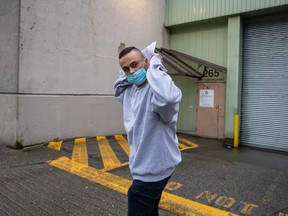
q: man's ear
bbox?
[144,58,149,70]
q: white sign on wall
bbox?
[199,89,214,108]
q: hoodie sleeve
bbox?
[114,70,132,103]
[146,54,182,123]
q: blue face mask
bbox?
[127,67,147,86]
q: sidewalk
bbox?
[0,134,288,216]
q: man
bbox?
[114,44,182,216]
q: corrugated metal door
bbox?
[241,12,288,151]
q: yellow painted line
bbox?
[49,156,238,216]
[178,136,199,149]
[178,142,189,151]
[100,162,129,172]
[261,172,282,205]
[50,156,130,194]
[97,136,121,170]
[48,140,63,151]
[161,192,238,216]
[165,182,182,191]
[72,138,88,166]
[114,134,130,156]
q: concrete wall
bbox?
[1,0,167,146]
[0,0,19,146]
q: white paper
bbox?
[199,89,214,108]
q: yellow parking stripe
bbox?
[49,156,238,216]
[178,142,189,151]
[97,136,121,170]
[50,156,130,193]
[178,136,198,149]
[72,138,88,166]
[114,134,130,156]
[48,140,63,151]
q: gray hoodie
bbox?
[114,54,182,182]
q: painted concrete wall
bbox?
[225,16,242,139]
[169,20,227,134]
[169,19,228,68]
[165,0,288,26]
[0,0,167,146]
[173,76,196,132]
[0,0,19,146]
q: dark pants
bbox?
[127,176,171,216]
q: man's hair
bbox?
[118,46,144,59]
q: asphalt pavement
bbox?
[0,133,287,216]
